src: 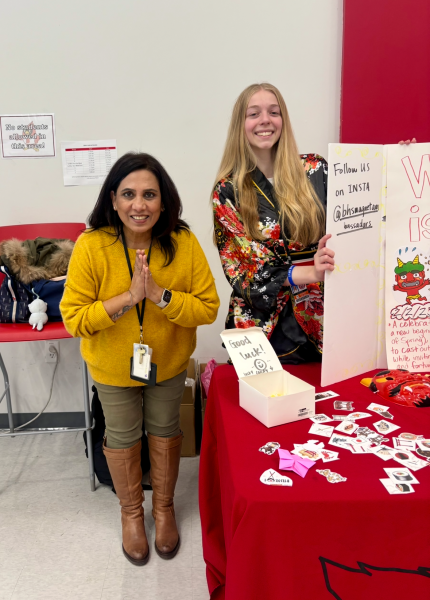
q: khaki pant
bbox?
[95,370,187,449]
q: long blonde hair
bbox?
[214,83,325,246]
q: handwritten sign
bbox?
[322,144,387,386]
[385,143,430,371]
[220,327,281,378]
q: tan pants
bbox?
[95,370,187,449]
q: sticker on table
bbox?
[347,441,373,454]
[367,402,389,413]
[328,434,351,450]
[379,411,394,420]
[315,390,339,402]
[308,423,334,437]
[316,469,347,483]
[355,427,374,438]
[370,445,395,460]
[415,447,430,461]
[332,415,355,422]
[417,439,430,451]
[367,433,389,446]
[335,421,359,435]
[392,450,429,471]
[380,479,415,495]
[373,420,400,435]
[258,442,280,455]
[398,432,423,441]
[291,447,322,462]
[260,469,292,487]
[348,412,371,420]
[392,437,416,451]
[384,468,419,484]
[309,414,332,424]
[321,449,339,463]
[334,401,353,411]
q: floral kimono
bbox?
[213,154,328,363]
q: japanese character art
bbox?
[393,255,430,304]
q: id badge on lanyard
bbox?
[122,230,157,386]
[290,284,311,304]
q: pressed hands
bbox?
[103,250,164,322]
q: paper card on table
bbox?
[392,450,429,471]
[398,432,423,441]
[415,447,430,462]
[333,401,354,411]
[321,449,339,463]
[373,420,400,435]
[260,469,292,486]
[392,437,416,451]
[417,439,430,451]
[315,390,339,402]
[380,479,415,495]
[309,414,332,423]
[329,434,351,450]
[367,433,389,445]
[316,469,347,483]
[335,421,359,435]
[380,411,394,420]
[367,402,389,413]
[332,415,355,421]
[308,423,334,437]
[355,427,374,438]
[258,442,280,455]
[291,446,323,462]
[348,412,371,420]
[384,468,419,485]
[369,445,396,461]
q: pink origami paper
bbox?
[278,449,315,478]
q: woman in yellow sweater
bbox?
[61,152,219,566]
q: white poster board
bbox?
[385,143,430,371]
[321,144,387,386]
[0,113,55,158]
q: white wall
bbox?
[0,0,343,414]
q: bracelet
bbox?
[287,265,296,286]
[128,290,134,305]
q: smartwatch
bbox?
[156,289,172,308]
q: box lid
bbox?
[220,327,282,378]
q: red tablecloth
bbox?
[199,364,430,600]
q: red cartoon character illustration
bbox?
[393,255,430,304]
[361,369,430,408]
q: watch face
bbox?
[163,289,172,304]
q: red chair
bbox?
[0,223,95,491]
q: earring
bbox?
[161,205,165,212]
[113,206,117,211]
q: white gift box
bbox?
[220,327,315,428]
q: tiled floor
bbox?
[0,433,209,599]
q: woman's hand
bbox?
[129,250,146,304]
[313,234,335,281]
[142,253,164,304]
[399,138,417,145]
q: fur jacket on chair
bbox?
[0,237,74,284]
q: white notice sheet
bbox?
[61,140,117,186]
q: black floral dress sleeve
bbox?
[213,154,327,354]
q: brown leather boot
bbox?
[148,432,182,559]
[103,439,149,566]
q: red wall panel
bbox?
[341,0,430,144]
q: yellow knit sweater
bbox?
[60,227,220,386]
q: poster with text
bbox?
[0,114,55,158]
[321,144,386,386]
[385,143,430,371]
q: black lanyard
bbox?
[121,230,152,344]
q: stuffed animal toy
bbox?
[28,298,48,331]
[361,369,430,408]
